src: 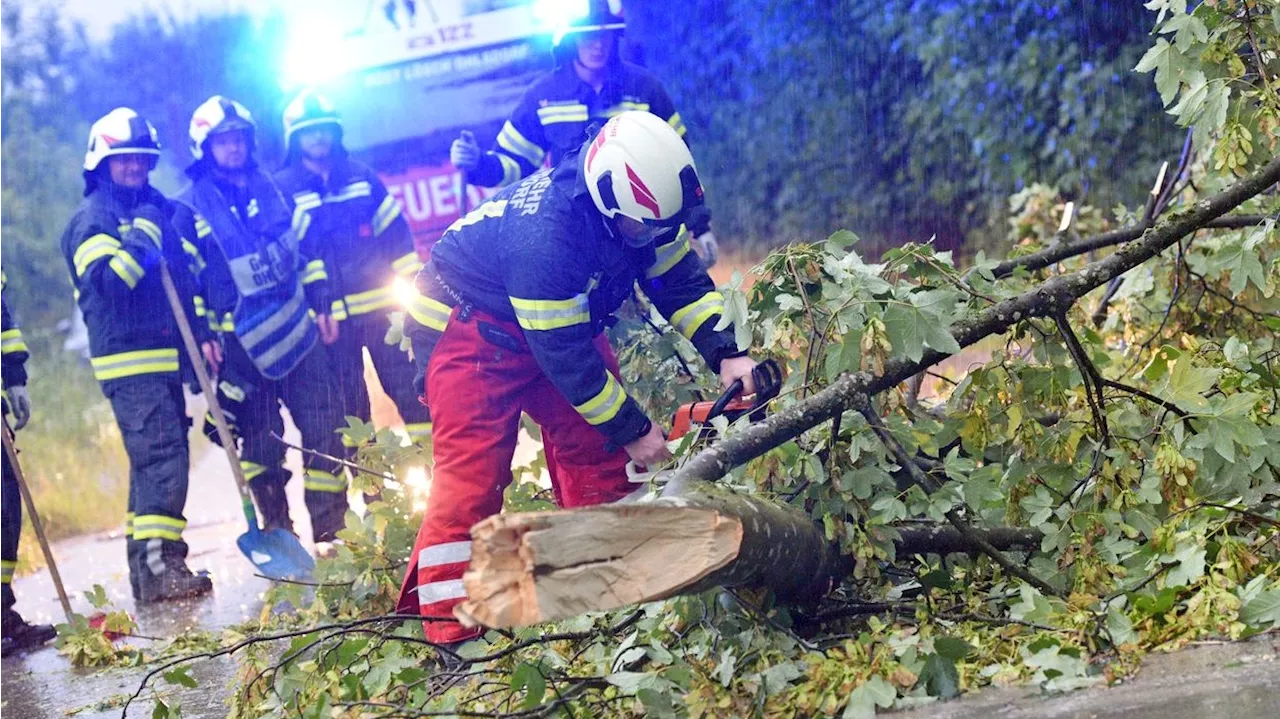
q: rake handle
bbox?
[158,260,259,529]
[2,420,73,622]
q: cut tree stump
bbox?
[455,479,844,630]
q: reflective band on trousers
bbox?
[510,294,590,331]
[303,470,347,493]
[1,329,29,355]
[240,461,268,481]
[90,348,179,381]
[131,514,186,541]
[1,559,16,584]
[124,511,136,538]
[405,422,433,439]
[574,373,626,426]
[670,291,724,340]
[418,541,471,570]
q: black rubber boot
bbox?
[1,608,57,657]
[136,564,213,604]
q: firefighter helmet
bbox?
[582,111,703,229]
[83,108,161,172]
[188,95,256,160]
[552,0,625,63]
[282,90,343,150]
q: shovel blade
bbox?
[237,528,316,580]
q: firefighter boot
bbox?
[249,469,296,535]
[1,607,57,657]
[129,538,213,604]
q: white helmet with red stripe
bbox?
[188,95,256,160]
[83,108,161,172]
[583,111,703,232]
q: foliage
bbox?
[630,1,1183,254]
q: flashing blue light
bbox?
[531,0,590,28]
[280,17,349,91]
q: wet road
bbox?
[1,427,314,719]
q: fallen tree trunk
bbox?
[456,479,1044,629]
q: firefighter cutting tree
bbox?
[273,90,433,444]
[397,111,761,652]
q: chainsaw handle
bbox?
[707,378,746,421]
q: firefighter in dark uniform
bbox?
[58,108,213,603]
[1,271,57,654]
[273,91,433,444]
[397,112,759,645]
[174,96,350,545]
[449,0,719,267]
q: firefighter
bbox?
[273,91,432,444]
[1,272,57,655]
[448,0,719,267]
[58,108,213,603]
[397,112,758,647]
[173,96,350,546]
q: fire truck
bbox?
[282,0,604,250]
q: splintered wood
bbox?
[456,503,743,629]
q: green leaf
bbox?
[162,667,198,689]
[1105,607,1137,646]
[1164,543,1206,587]
[843,675,896,718]
[1155,358,1219,412]
[1134,38,1190,106]
[1239,588,1280,628]
[883,302,926,362]
[510,663,546,710]
[933,636,973,661]
[917,653,960,698]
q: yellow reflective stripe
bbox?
[182,239,206,273]
[131,217,162,246]
[194,216,213,239]
[407,293,451,332]
[574,373,626,426]
[670,291,724,340]
[392,251,423,277]
[497,121,544,167]
[604,101,650,117]
[1,329,29,356]
[510,294,590,331]
[537,103,589,124]
[329,300,350,321]
[668,112,687,137]
[405,422,433,439]
[240,461,268,482]
[73,234,124,276]
[372,194,402,235]
[498,154,522,186]
[89,348,179,380]
[646,232,691,279]
[301,259,328,285]
[218,313,235,332]
[344,287,395,316]
[109,250,146,289]
[124,512,136,538]
[303,470,347,493]
[193,295,207,317]
[131,514,186,541]
[0,559,15,584]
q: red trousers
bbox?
[397,307,633,642]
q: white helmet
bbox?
[282,90,343,151]
[189,95,256,160]
[83,108,161,172]
[583,111,703,231]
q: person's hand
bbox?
[623,421,673,469]
[693,231,719,269]
[450,130,481,171]
[5,385,31,430]
[316,314,340,345]
[719,355,758,396]
[201,340,223,375]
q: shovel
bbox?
[158,260,314,580]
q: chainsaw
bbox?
[625,358,783,485]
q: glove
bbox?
[450,130,481,171]
[131,204,168,249]
[5,385,31,430]
[693,231,719,270]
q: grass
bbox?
[10,332,129,572]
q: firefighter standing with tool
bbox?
[174,96,349,546]
[273,91,433,443]
[449,0,719,267]
[58,108,213,603]
[1,271,57,654]
[397,112,758,648]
